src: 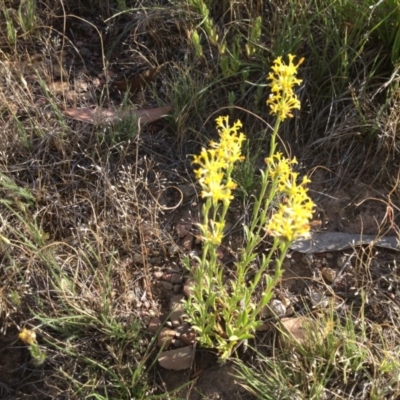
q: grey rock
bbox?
[158,346,194,370]
[160,281,174,291]
[171,273,183,284]
[170,295,186,326]
[157,328,176,348]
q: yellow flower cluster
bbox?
[266,54,304,120]
[192,116,246,205]
[19,328,37,345]
[266,152,314,242]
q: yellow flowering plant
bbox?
[184,54,314,360]
[19,327,46,366]
[266,54,304,156]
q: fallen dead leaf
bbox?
[279,316,318,348]
[64,104,171,126]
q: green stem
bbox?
[269,116,282,158]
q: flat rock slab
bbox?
[290,232,399,253]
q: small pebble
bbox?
[167,268,181,274]
[259,299,286,318]
[160,281,173,291]
[269,299,287,317]
[79,47,92,58]
[171,274,183,284]
[167,245,179,256]
[175,223,189,238]
[309,291,329,308]
[148,317,162,333]
[182,234,193,250]
[321,267,337,283]
[301,254,314,266]
[162,273,172,282]
[132,253,144,264]
[149,256,162,264]
[281,297,291,308]
[175,323,196,345]
[181,331,195,345]
[170,295,186,327]
[153,271,163,279]
[337,255,347,268]
[182,278,195,297]
[157,328,176,348]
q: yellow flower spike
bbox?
[267,199,313,242]
[19,328,37,345]
[213,117,246,164]
[265,152,297,180]
[266,54,304,120]
[265,152,315,242]
[192,116,245,205]
[201,181,234,203]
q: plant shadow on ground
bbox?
[1,0,400,399]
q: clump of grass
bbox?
[32,250,155,399]
[0,17,167,392]
[235,298,400,399]
[0,160,160,397]
[1,0,37,47]
[296,0,400,180]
